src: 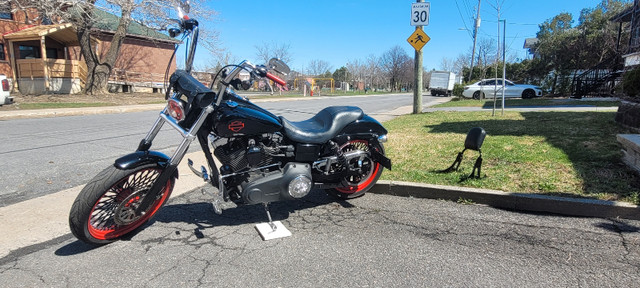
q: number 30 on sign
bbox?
[411,2,430,26]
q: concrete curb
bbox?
[370,180,640,220]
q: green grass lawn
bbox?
[434,98,621,108]
[380,110,640,204]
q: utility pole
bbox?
[492,2,499,116]
[413,0,424,114]
[468,0,481,82]
[501,19,506,116]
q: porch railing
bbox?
[16,58,88,84]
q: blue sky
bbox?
[192,0,606,73]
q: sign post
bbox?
[409,1,430,114]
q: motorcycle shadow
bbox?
[146,188,354,237]
[55,190,353,255]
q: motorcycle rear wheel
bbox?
[326,139,384,199]
[69,164,175,245]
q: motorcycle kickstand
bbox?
[254,203,292,241]
[264,203,277,231]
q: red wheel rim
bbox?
[335,140,380,194]
[87,168,172,240]
[336,163,380,194]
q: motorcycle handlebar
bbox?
[266,72,286,86]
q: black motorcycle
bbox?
[69,2,391,245]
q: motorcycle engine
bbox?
[211,134,311,204]
[212,133,282,173]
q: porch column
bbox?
[616,22,623,53]
[7,40,18,90]
[40,36,50,92]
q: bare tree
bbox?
[439,57,454,72]
[307,59,332,77]
[11,0,218,94]
[379,45,410,91]
[476,37,498,79]
[255,41,293,65]
[452,53,469,76]
[347,59,370,90]
[365,54,382,90]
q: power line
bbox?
[483,19,539,26]
[454,0,473,39]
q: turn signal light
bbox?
[167,98,185,122]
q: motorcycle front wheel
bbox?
[69,164,175,245]
[326,139,384,199]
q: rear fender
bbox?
[337,114,392,170]
[338,114,388,137]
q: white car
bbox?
[0,74,13,106]
[462,78,543,100]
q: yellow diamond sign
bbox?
[407,28,430,51]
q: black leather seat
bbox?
[279,106,364,144]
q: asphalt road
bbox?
[1,190,638,287]
[0,93,443,207]
[0,94,638,287]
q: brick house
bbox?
[0,6,178,94]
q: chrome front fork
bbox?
[142,102,215,166]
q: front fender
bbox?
[114,151,172,170]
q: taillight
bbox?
[1,79,8,91]
[167,98,185,122]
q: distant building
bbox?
[523,38,539,59]
[0,6,178,94]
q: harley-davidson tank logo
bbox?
[228,121,245,132]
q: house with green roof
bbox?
[1,6,179,94]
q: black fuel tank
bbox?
[213,98,283,137]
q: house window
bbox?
[0,6,12,20]
[0,44,5,60]
[46,48,59,59]
[19,45,40,59]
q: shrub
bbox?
[623,67,640,98]
[453,83,465,97]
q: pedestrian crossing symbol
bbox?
[407,28,430,51]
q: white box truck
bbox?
[429,71,456,96]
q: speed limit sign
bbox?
[411,2,430,26]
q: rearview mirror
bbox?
[268,58,290,75]
[180,0,191,13]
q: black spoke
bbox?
[90,168,162,231]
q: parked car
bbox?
[0,74,13,106]
[462,78,543,99]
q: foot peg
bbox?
[187,159,209,182]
